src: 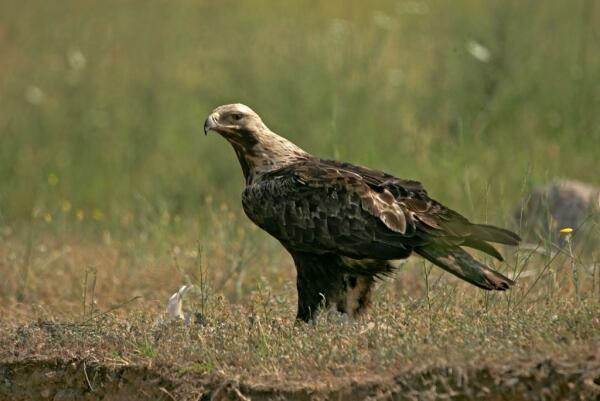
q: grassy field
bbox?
[1,0,600,399]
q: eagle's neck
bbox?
[229,129,309,185]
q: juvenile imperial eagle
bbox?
[204,103,520,322]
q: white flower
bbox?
[466,40,491,63]
[25,86,45,105]
[67,48,87,71]
[373,11,394,30]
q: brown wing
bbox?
[242,158,519,260]
[321,160,520,258]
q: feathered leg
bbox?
[292,252,345,322]
[290,251,389,322]
[340,275,375,319]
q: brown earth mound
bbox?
[2,355,599,401]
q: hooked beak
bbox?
[203,112,219,135]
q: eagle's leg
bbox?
[339,275,375,319]
[290,251,382,322]
[291,251,346,322]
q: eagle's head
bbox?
[204,103,266,143]
[204,103,308,183]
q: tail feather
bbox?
[462,237,504,261]
[471,224,521,245]
[416,245,515,291]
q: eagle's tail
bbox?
[471,224,521,245]
[415,245,514,291]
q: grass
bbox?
[1,0,599,224]
[0,0,600,397]
[1,211,599,380]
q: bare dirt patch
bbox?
[2,353,599,401]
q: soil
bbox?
[1,355,599,401]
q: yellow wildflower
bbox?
[47,173,59,186]
[559,227,573,234]
[62,200,72,213]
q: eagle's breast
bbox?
[241,173,359,252]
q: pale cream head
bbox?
[204,103,308,184]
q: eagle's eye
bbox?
[231,113,243,122]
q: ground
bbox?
[1,222,599,400]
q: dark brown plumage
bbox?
[204,103,520,322]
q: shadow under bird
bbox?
[204,103,521,322]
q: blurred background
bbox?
[0,0,598,307]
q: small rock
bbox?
[154,285,198,326]
[515,179,600,244]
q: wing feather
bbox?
[242,158,517,261]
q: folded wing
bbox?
[242,158,519,288]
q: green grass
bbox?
[1,0,599,226]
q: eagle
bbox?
[204,103,520,322]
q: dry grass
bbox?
[1,210,599,382]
